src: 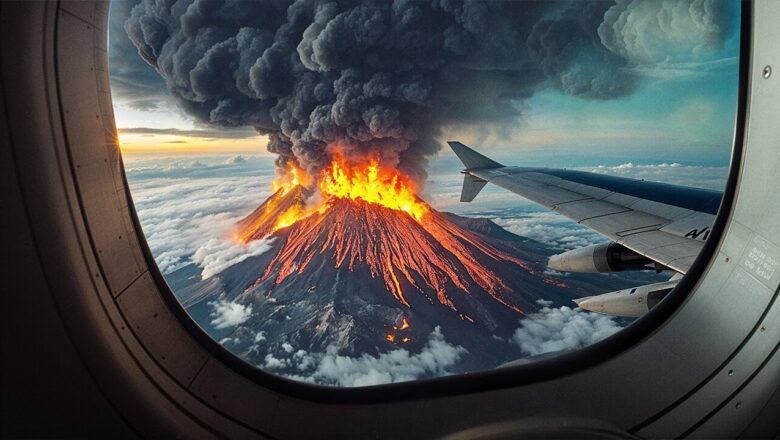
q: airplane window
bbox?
[109,0,740,387]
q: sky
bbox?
[111,0,741,387]
[109,0,741,168]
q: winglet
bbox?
[447,141,504,170]
[461,174,488,202]
[448,141,503,202]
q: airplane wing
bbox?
[448,141,723,316]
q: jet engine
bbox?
[547,242,655,273]
[574,279,678,317]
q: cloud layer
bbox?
[126,155,273,274]
[589,162,728,190]
[256,326,467,387]
[512,300,623,356]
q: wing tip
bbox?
[447,140,504,170]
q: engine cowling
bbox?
[547,242,654,273]
[573,279,678,317]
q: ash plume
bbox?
[123,0,733,183]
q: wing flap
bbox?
[617,230,703,273]
[579,210,666,236]
[552,199,630,222]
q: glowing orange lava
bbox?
[271,162,312,196]
[318,153,428,222]
[386,317,412,345]
[274,203,307,231]
[267,163,318,232]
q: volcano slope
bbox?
[170,187,658,380]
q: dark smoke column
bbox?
[124,0,731,183]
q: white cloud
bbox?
[264,353,288,370]
[511,300,623,356]
[599,0,732,65]
[543,269,568,277]
[263,327,467,387]
[225,155,248,165]
[293,349,316,371]
[192,237,275,279]
[254,331,266,343]
[209,299,253,329]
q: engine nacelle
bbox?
[547,242,654,273]
[573,279,678,317]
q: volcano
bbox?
[239,185,552,317]
[180,184,576,369]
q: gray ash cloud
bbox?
[121,0,732,183]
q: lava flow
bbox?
[235,153,540,317]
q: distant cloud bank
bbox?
[589,162,728,190]
[118,127,257,139]
[125,155,272,274]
